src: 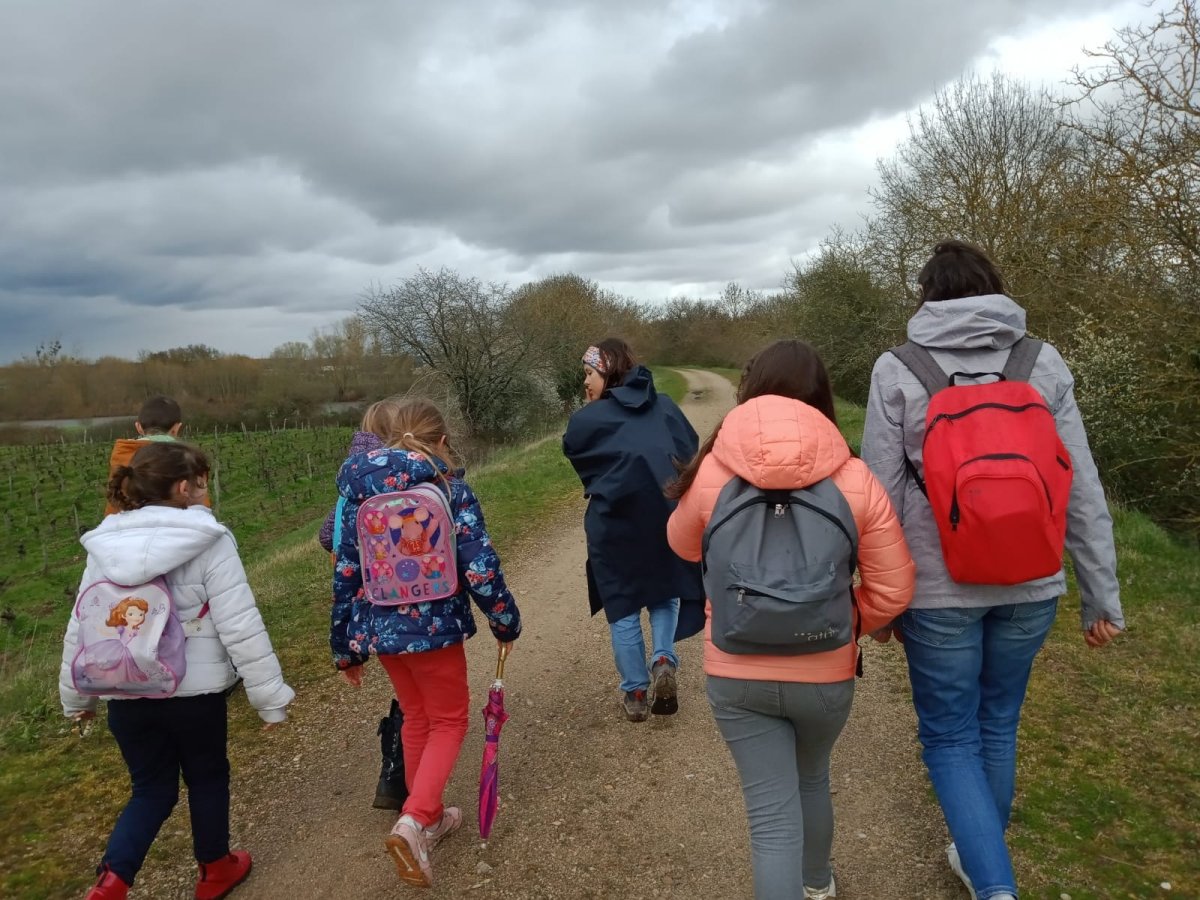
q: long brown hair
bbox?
[107,442,210,512]
[665,339,837,500]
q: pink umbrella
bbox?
[478,643,510,839]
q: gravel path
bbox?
[132,369,966,900]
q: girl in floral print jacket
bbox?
[329,397,521,888]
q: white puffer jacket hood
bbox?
[60,505,294,722]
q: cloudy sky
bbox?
[0,0,1154,363]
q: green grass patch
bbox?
[0,425,582,899]
[835,398,865,454]
[1008,504,1200,897]
[648,366,688,403]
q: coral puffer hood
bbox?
[712,395,850,490]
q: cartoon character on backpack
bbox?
[394,506,436,556]
[80,596,153,685]
[71,578,188,697]
[359,484,458,605]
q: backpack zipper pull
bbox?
[737,588,746,606]
[774,503,786,518]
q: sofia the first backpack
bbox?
[356,482,459,606]
[70,577,194,698]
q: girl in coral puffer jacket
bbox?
[666,339,915,900]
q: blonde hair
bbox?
[361,397,457,481]
[106,597,149,628]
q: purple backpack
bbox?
[356,483,459,606]
[70,577,191,697]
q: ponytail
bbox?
[106,465,137,511]
[361,397,457,489]
[106,442,210,512]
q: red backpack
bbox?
[891,338,1073,585]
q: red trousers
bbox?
[378,644,470,828]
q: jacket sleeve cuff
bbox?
[258,707,288,724]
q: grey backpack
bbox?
[701,476,859,656]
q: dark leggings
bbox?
[101,692,231,885]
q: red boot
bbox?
[195,850,252,900]
[85,866,129,900]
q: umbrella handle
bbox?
[496,643,510,681]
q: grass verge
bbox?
[648,366,688,403]
[0,429,581,899]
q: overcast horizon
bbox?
[0,0,1157,364]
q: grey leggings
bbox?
[707,676,855,899]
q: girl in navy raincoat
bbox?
[562,338,704,722]
[330,397,522,888]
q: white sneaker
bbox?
[423,806,462,847]
[386,814,433,887]
[947,843,977,900]
[804,873,836,899]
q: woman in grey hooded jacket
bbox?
[860,241,1124,900]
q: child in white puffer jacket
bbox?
[60,441,293,900]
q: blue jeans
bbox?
[708,676,853,899]
[609,599,679,693]
[900,599,1058,900]
[102,692,231,885]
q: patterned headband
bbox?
[582,346,607,374]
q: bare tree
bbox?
[1068,0,1200,271]
[358,268,544,437]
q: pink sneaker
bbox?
[423,806,463,848]
[385,814,433,887]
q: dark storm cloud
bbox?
[0,0,1127,361]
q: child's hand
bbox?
[261,721,285,732]
[70,710,96,738]
[339,665,364,687]
[497,639,514,655]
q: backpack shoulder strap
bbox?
[1001,337,1044,383]
[889,342,948,397]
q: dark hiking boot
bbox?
[622,689,650,722]
[650,656,679,716]
[373,699,409,810]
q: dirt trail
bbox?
[134,369,964,900]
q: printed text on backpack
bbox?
[70,577,189,697]
[891,338,1073,585]
[701,476,859,656]
[357,483,459,605]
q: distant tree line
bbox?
[0,320,415,432]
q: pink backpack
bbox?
[70,577,193,697]
[356,482,459,606]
